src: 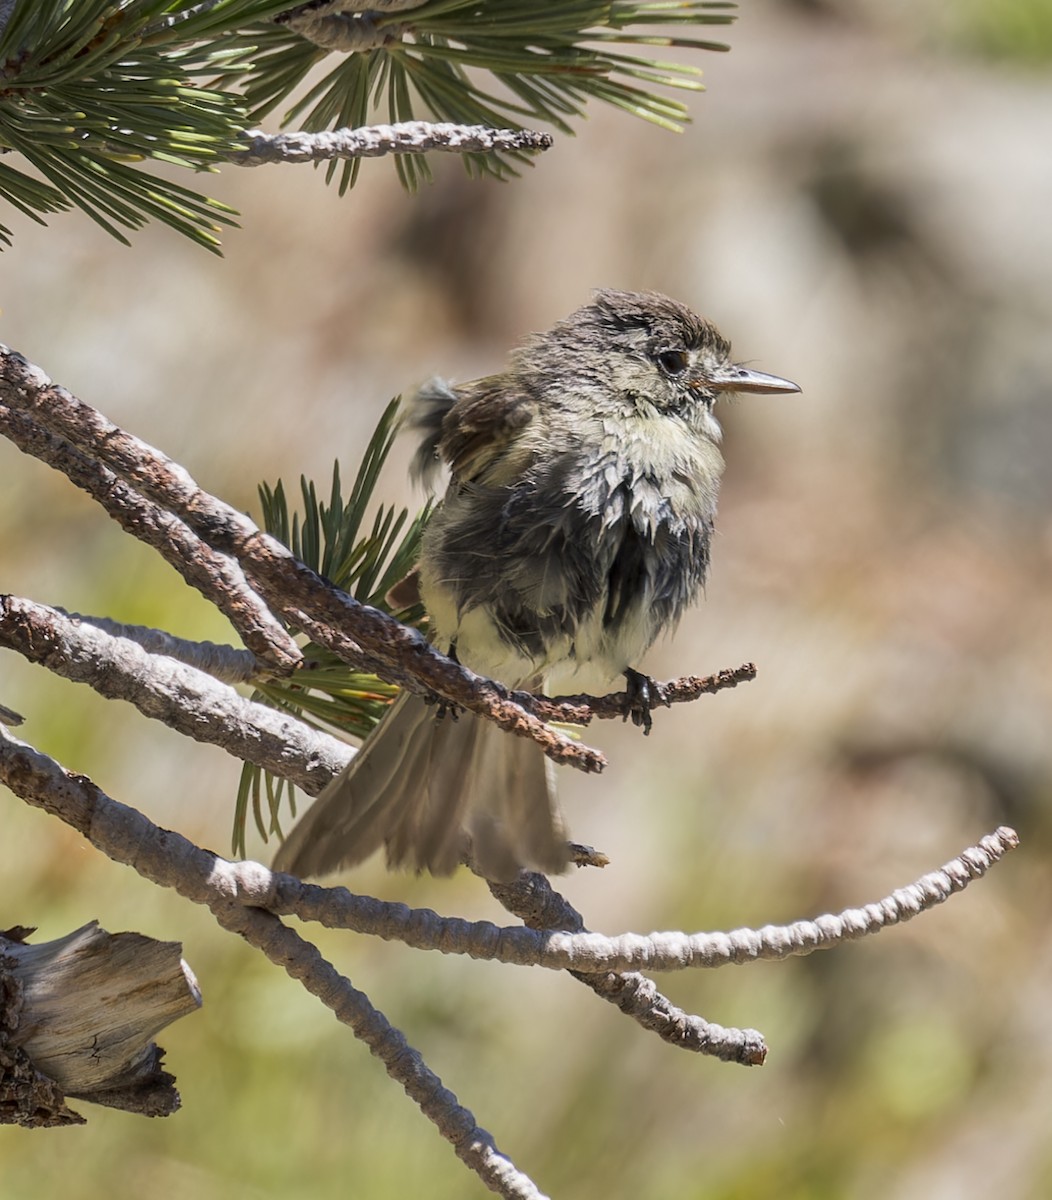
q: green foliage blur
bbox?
[957,0,1052,65]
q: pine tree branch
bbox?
[485,870,767,1066]
[0,0,735,247]
[259,827,1020,972]
[0,703,1015,1094]
[0,726,546,1200]
[0,356,301,673]
[0,343,605,775]
[228,122,553,165]
[60,613,260,685]
[520,663,759,726]
[0,595,348,792]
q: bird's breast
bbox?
[420,424,722,686]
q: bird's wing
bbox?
[439,374,539,485]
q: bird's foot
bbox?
[425,639,464,721]
[622,667,666,735]
[423,690,462,722]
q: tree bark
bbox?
[0,922,201,1126]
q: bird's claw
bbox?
[423,690,462,722]
[423,638,465,720]
[622,667,663,735]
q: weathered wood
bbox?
[0,921,201,1126]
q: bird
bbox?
[273,289,799,882]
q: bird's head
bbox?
[519,289,799,436]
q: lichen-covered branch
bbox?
[230,124,554,167]
[0,726,1018,981]
[268,827,1019,971]
[486,870,767,1066]
[0,727,545,1199]
[63,613,259,684]
[0,365,300,673]
[521,663,759,727]
[0,596,348,793]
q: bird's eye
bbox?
[655,349,689,375]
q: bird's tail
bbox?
[272,692,569,882]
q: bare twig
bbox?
[0,728,546,1200]
[230,124,554,167]
[24,716,1006,978]
[65,613,259,684]
[210,908,547,1199]
[267,828,1020,972]
[0,597,347,792]
[521,663,759,727]
[283,602,603,772]
[0,371,300,673]
[486,870,767,1066]
[0,727,1018,981]
[0,717,1017,1112]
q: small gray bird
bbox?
[273,290,799,882]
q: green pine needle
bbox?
[1,1,735,248]
[228,1,735,185]
[0,0,252,251]
[234,396,434,857]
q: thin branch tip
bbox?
[230,124,554,168]
[527,661,757,728]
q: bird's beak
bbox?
[706,365,801,395]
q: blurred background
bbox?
[2,1,1051,1196]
